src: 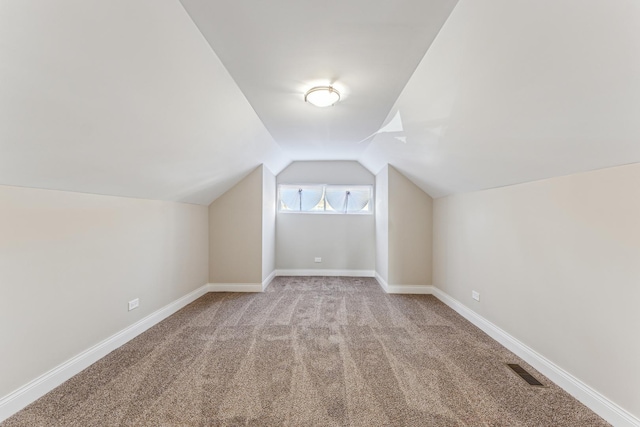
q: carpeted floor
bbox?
[3,277,609,426]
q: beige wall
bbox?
[262,166,277,281]
[209,166,263,284]
[376,165,433,287]
[433,163,640,419]
[0,184,208,398]
[388,166,433,286]
[276,161,375,272]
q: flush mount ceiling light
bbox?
[304,86,340,107]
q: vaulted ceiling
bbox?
[1,0,639,205]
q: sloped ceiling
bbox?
[1,0,639,205]
[0,0,289,205]
[361,0,640,196]
[179,0,458,161]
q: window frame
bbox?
[277,184,374,215]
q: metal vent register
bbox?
[507,364,545,387]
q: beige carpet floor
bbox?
[3,277,609,426]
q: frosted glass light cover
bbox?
[304,86,340,107]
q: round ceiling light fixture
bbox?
[304,86,340,107]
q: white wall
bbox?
[262,166,277,281]
[375,165,389,282]
[209,166,263,284]
[0,184,208,398]
[276,161,375,273]
[433,163,640,420]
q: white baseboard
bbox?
[387,284,434,294]
[375,272,390,292]
[0,283,210,423]
[276,269,375,277]
[209,271,277,293]
[208,283,263,292]
[374,272,434,294]
[262,270,276,291]
[430,286,640,427]
[5,281,636,427]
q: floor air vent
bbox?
[507,364,545,387]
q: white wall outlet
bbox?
[128,298,139,311]
[472,291,480,302]
[314,257,322,263]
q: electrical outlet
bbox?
[128,298,139,311]
[472,291,480,302]
[314,257,322,263]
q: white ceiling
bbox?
[0,0,289,205]
[179,0,458,161]
[1,0,640,205]
[360,0,640,197]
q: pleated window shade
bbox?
[278,184,372,214]
[279,185,324,212]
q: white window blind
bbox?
[278,184,372,214]
[279,185,324,212]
